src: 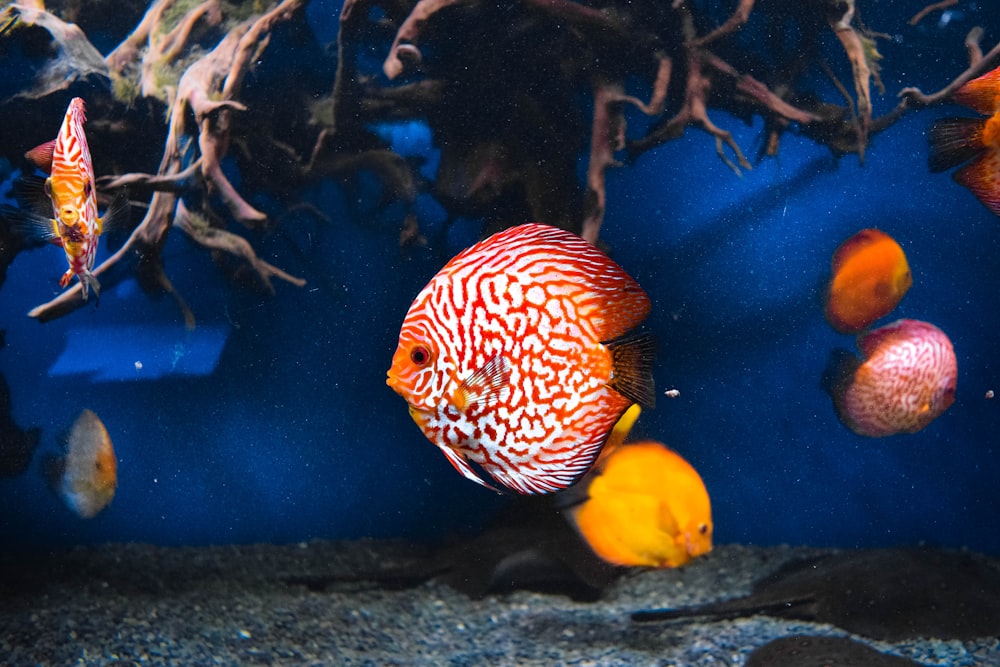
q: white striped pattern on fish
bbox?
[835,319,957,437]
[46,97,102,300]
[387,223,655,495]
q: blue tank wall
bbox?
[0,0,998,553]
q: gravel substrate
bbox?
[1,540,998,666]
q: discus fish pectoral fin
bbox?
[452,354,511,410]
[98,188,132,235]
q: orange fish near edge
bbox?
[825,228,912,334]
[928,63,1000,217]
[387,223,656,495]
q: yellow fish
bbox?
[565,407,713,568]
[49,409,117,518]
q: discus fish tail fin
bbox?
[928,117,986,172]
[607,332,656,408]
[78,271,100,304]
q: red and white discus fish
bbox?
[828,319,957,437]
[387,223,656,495]
[23,97,105,301]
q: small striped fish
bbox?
[387,223,655,494]
[831,319,957,437]
[24,98,104,300]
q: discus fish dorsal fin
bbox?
[952,65,1000,116]
[25,139,56,173]
[607,332,656,408]
[452,354,510,410]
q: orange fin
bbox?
[953,65,1000,116]
[929,117,987,172]
[452,354,510,410]
[25,139,56,173]
[955,148,1000,217]
[607,332,656,408]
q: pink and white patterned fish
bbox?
[22,98,112,301]
[828,319,957,437]
[387,223,656,495]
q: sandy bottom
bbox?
[1,539,997,666]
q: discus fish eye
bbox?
[83,180,92,198]
[410,345,432,366]
[698,524,709,535]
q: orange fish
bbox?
[564,407,713,568]
[827,319,957,438]
[19,98,125,301]
[928,64,1000,217]
[387,223,655,495]
[48,409,117,518]
[825,229,912,334]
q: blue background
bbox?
[1,1,998,554]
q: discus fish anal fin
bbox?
[439,445,504,494]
